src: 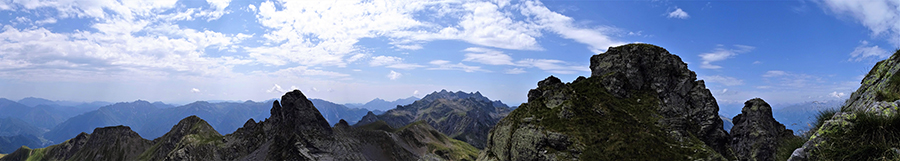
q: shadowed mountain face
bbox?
[3,90,475,161]
[354,90,512,149]
[345,97,419,112]
[309,98,371,125]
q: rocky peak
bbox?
[269,90,333,136]
[731,98,793,161]
[421,89,491,104]
[90,125,142,139]
[590,43,731,157]
[165,115,220,138]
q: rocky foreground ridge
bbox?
[789,49,900,160]
[1,90,476,161]
[478,44,794,161]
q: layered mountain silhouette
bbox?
[354,90,512,149]
[1,90,478,161]
[309,99,371,125]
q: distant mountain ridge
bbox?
[354,89,512,149]
[309,98,371,125]
[1,90,479,160]
[345,96,419,111]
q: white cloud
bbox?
[413,90,419,95]
[370,56,403,66]
[752,61,762,64]
[849,40,890,61]
[519,0,622,53]
[387,70,402,80]
[267,84,285,93]
[462,47,514,65]
[34,18,57,25]
[369,55,424,70]
[246,0,622,66]
[702,75,744,86]
[830,91,846,98]
[763,70,788,77]
[667,7,690,19]
[247,4,257,12]
[505,68,526,74]
[191,88,201,93]
[819,0,900,46]
[430,60,451,65]
[699,45,755,69]
[515,59,589,74]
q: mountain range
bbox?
[0,43,858,160]
[344,96,419,112]
[1,90,477,161]
[354,90,512,149]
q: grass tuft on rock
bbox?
[812,111,900,160]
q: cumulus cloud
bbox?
[702,75,744,86]
[248,0,623,66]
[462,47,515,65]
[819,0,900,46]
[849,40,890,61]
[667,7,690,19]
[191,88,201,93]
[698,45,755,69]
[387,70,402,80]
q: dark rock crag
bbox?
[2,90,475,161]
[478,43,733,160]
[730,98,794,161]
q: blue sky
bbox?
[0,0,897,115]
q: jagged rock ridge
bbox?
[478,43,732,160]
[2,90,475,161]
[354,90,512,149]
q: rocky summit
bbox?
[730,98,795,161]
[478,43,733,160]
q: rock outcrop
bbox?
[730,98,794,161]
[790,50,900,160]
[354,90,512,149]
[478,44,732,161]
